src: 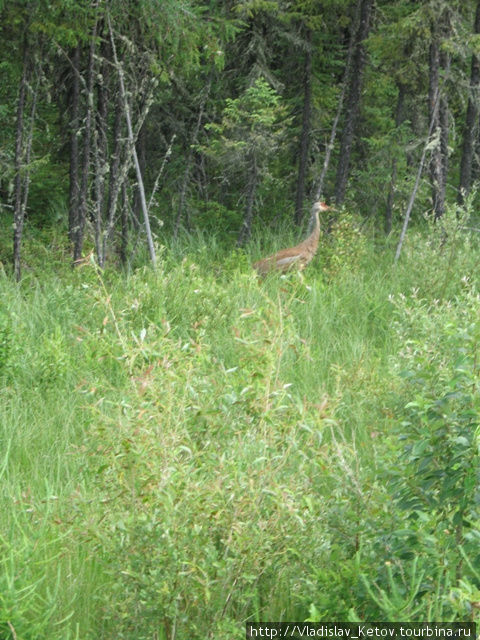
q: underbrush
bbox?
[0,217,479,638]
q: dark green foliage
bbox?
[2,0,480,253]
[391,285,480,558]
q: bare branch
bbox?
[394,88,441,263]
[149,133,176,211]
[107,13,157,267]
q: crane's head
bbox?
[313,201,331,213]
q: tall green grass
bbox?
[0,217,479,638]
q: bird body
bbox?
[253,201,331,276]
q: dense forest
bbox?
[2,0,480,270]
[1,1,480,639]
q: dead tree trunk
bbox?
[429,40,442,219]
[429,24,449,221]
[385,83,406,234]
[458,0,480,203]
[93,126,103,265]
[333,0,373,206]
[102,91,123,262]
[108,15,157,267]
[94,40,110,267]
[439,50,450,197]
[120,181,128,267]
[21,73,39,224]
[68,44,81,244]
[74,17,98,263]
[312,52,351,205]
[395,88,440,262]
[310,3,360,226]
[132,125,146,231]
[13,35,29,282]
[294,27,312,226]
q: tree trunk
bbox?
[94,44,110,267]
[333,0,373,206]
[120,181,128,267]
[458,0,480,203]
[93,128,103,265]
[429,37,447,220]
[175,77,211,237]
[310,2,360,227]
[439,50,450,193]
[74,17,98,263]
[237,154,257,246]
[132,124,146,231]
[385,83,406,234]
[395,88,440,262]
[13,35,29,282]
[147,133,176,214]
[294,27,312,226]
[103,91,123,262]
[108,15,157,267]
[21,74,39,228]
[68,44,81,244]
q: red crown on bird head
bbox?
[313,201,331,212]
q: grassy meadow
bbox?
[1,214,480,638]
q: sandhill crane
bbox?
[253,201,331,276]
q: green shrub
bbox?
[320,211,368,279]
[2,226,480,637]
[359,285,480,620]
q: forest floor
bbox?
[1,219,479,639]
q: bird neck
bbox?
[309,210,320,240]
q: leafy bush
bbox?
[359,285,480,620]
[392,288,479,545]
[2,228,480,637]
[319,211,368,279]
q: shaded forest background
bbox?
[3,0,480,275]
